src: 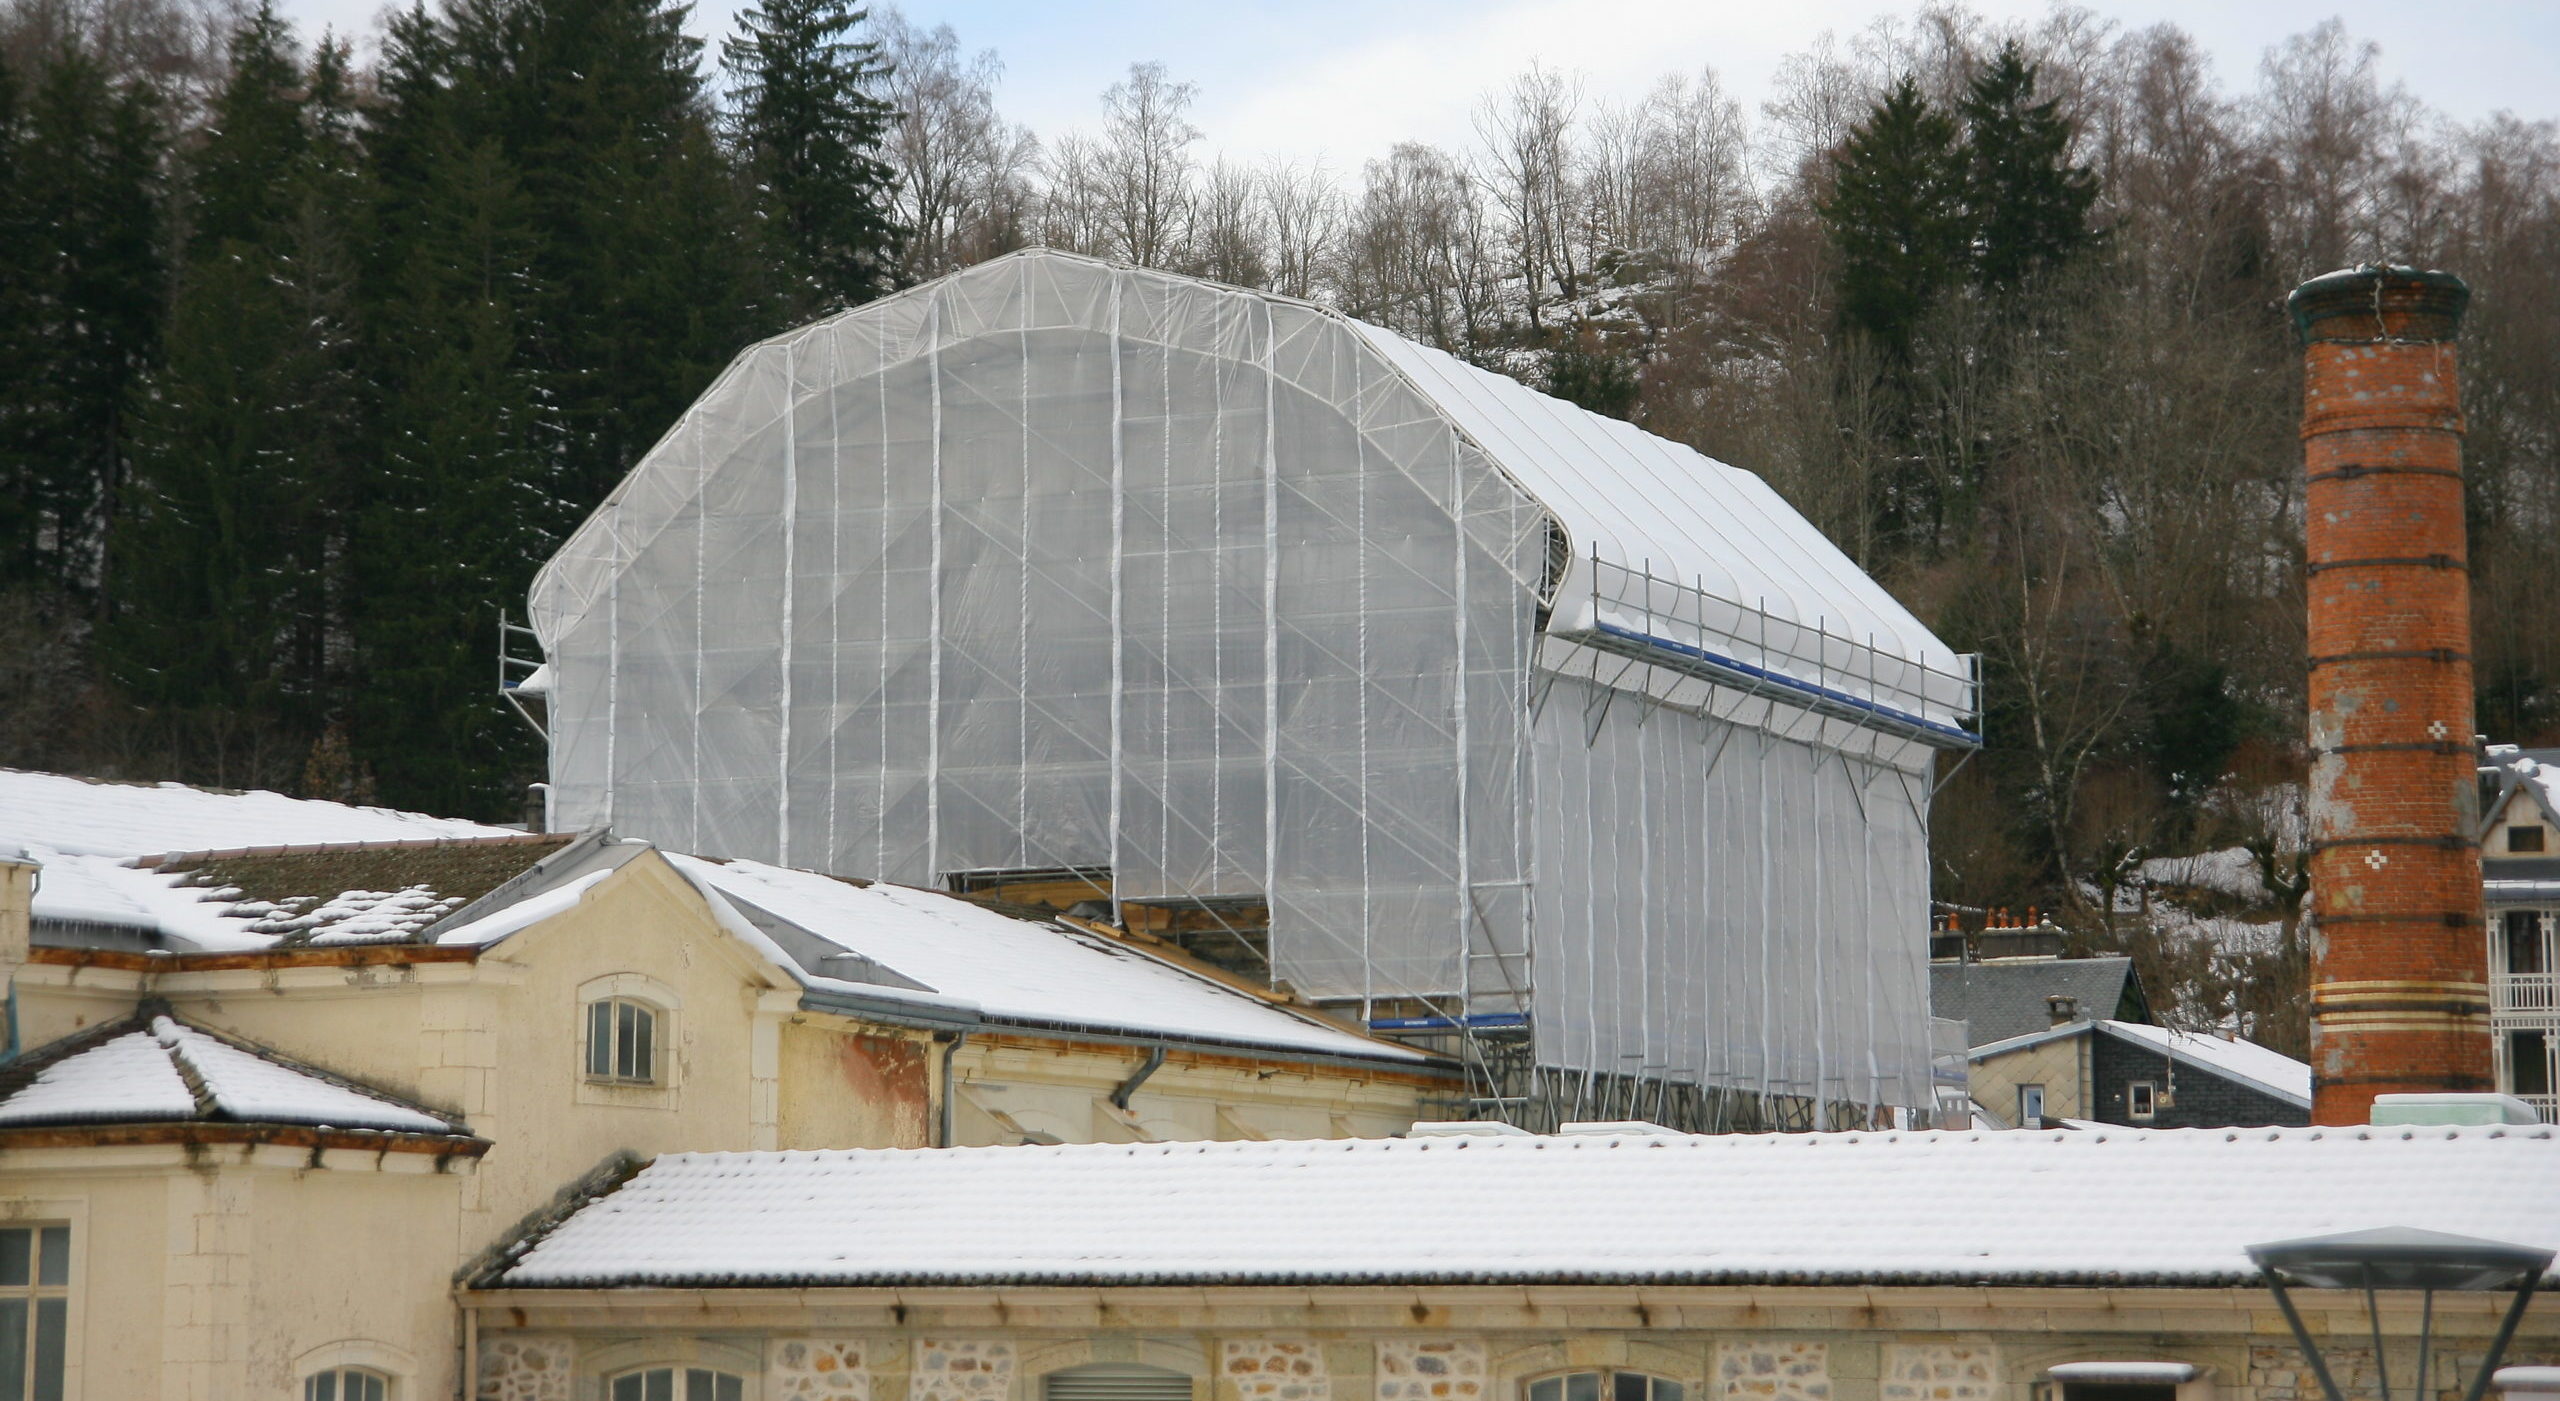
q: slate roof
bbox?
[131,833,579,946]
[1970,1019,2312,1109]
[489,1123,2560,1290]
[0,767,567,952]
[1931,956,2149,1047]
[0,1006,472,1139]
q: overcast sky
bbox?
[293,0,2560,171]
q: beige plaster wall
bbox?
[948,1037,1432,1148]
[779,1019,936,1149]
[1969,1033,2087,1126]
[0,1143,470,1401]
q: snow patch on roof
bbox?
[150,1018,454,1133]
[497,1124,2560,1289]
[667,856,1423,1062]
[433,869,611,946]
[0,1014,461,1135]
[0,1028,195,1124]
[0,768,507,860]
[2102,1021,2312,1107]
[1971,1019,2310,1109]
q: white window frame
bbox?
[576,974,682,1105]
[294,1339,414,1401]
[303,1365,393,1400]
[1525,1368,1689,1401]
[2127,1082,2158,1122]
[586,996,662,1083]
[607,1365,748,1401]
[2020,1084,2047,1125]
[0,1221,70,1401]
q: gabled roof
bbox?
[488,1123,2560,1290]
[1931,956,2148,1047]
[1970,1019,2311,1109]
[2483,746,2560,837]
[668,855,1435,1067]
[0,1007,474,1143]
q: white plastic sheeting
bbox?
[1533,678,1934,1110]
[530,249,1967,1109]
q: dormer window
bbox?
[2511,826,2546,854]
[586,997,659,1083]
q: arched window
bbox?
[305,1368,390,1401]
[586,996,660,1082]
[1528,1372,1685,1401]
[1044,1362,1194,1401]
[610,1367,744,1401]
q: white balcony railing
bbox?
[2497,973,2560,1015]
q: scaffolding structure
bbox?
[529,249,1980,1128]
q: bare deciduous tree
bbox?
[1094,60,1199,268]
[876,9,1038,278]
[1259,158,1341,300]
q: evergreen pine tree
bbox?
[354,135,552,816]
[1958,40,2100,293]
[0,39,165,600]
[186,1,307,254]
[1818,76,1967,360]
[0,59,34,577]
[435,0,762,523]
[721,0,905,316]
[344,0,761,814]
[108,9,364,749]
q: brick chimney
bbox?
[2292,265,2492,1124]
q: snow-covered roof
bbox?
[2485,747,2560,832]
[0,1011,466,1137]
[0,768,509,859]
[492,1124,2560,1290]
[0,768,535,952]
[1972,1019,2311,1109]
[21,832,580,953]
[668,855,1429,1064]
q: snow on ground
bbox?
[2137,847,2271,903]
[499,1123,2560,1289]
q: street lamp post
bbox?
[2249,1227,2554,1401]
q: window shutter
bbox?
[1044,1366,1195,1401]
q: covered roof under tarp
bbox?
[530,248,1966,735]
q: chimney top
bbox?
[2288,264,2470,344]
[2046,993,2081,1026]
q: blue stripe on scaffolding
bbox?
[1368,1013,1531,1032]
[1587,621,1983,747]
